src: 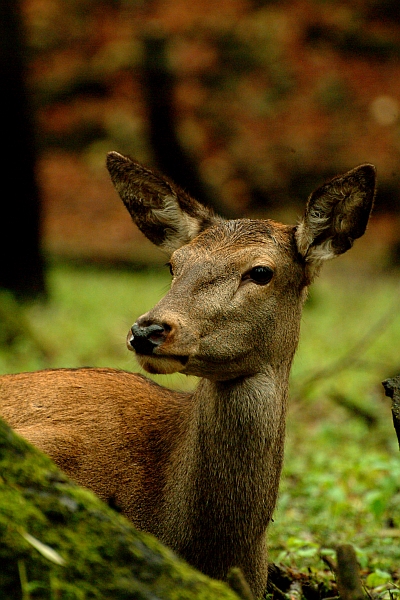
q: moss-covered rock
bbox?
[0,417,240,600]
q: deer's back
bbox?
[0,367,191,529]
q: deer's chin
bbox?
[136,354,188,375]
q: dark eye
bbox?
[243,266,274,285]
[166,262,173,276]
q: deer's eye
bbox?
[242,266,274,285]
[166,262,174,276]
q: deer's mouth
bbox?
[136,353,189,375]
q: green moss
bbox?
[0,418,239,600]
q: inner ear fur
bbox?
[295,164,376,271]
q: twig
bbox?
[321,554,337,573]
[327,393,378,428]
[18,560,31,600]
[266,580,288,600]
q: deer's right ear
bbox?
[295,164,376,281]
[106,152,220,254]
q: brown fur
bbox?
[0,154,376,598]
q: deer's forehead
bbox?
[172,219,296,267]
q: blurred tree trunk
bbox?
[0,0,45,298]
[142,32,234,218]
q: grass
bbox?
[1,260,399,596]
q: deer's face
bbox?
[129,220,307,380]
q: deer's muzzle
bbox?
[128,323,169,355]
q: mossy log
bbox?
[0,417,240,600]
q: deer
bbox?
[0,152,375,598]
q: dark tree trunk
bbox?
[382,376,400,450]
[141,32,234,218]
[0,0,45,298]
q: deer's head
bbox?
[107,153,375,381]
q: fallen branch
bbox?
[328,393,378,428]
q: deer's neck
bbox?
[160,369,289,576]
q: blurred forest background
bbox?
[2,0,400,296]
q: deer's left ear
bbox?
[295,164,376,279]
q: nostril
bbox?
[146,325,166,346]
[129,322,169,355]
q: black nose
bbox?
[128,323,168,355]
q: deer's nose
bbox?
[128,322,170,355]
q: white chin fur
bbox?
[137,355,186,375]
